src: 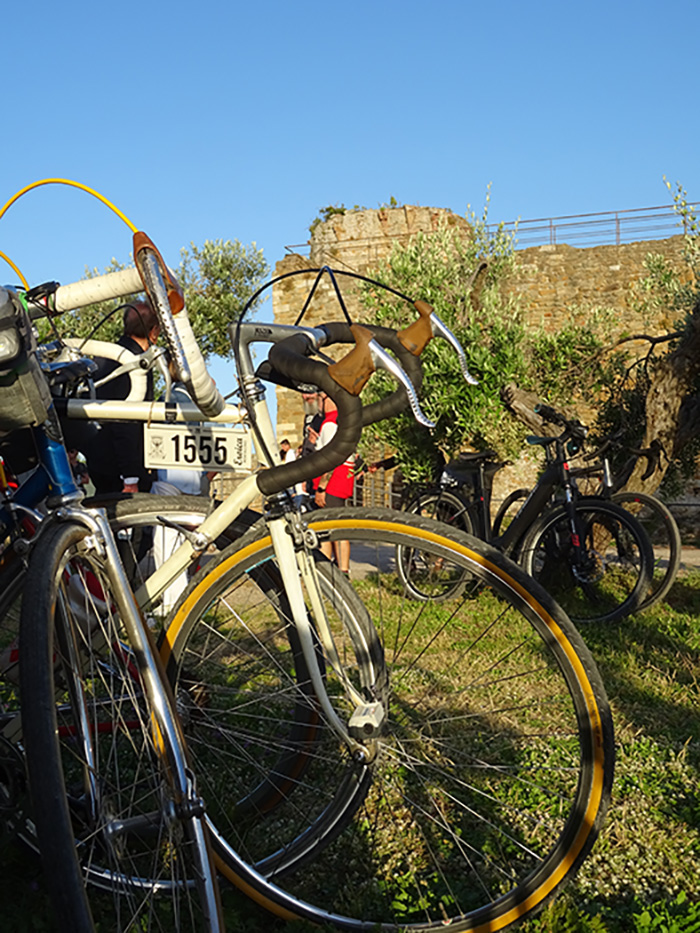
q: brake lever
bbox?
[91,343,164,390]
[367,339,435,429]
[397,299,478,386]
[326,323,434,429]
[430,310,479,385]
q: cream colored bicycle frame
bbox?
[62,331,373,756]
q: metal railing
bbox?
[285,204,696,256]
[488,205,695,249]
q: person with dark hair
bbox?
[87,300,161,494]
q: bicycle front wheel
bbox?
[398,488,474,599]
[19,518,222,932]
[519,497,654,624]
[163,506,614,931]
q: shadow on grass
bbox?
[573,570,700,828]
[0,840,304,933]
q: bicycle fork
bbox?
[267,514,386,763]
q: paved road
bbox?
[676,546,700,570]
[347,542,700,578]
[348,541,395,580]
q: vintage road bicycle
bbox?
[1,182,615,932]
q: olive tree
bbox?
[359,205,618,482]
[594,181,700,495]
[44,238,268,359]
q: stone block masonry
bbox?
[503,236,690,334]
[273,206,690,448]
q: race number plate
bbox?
[144,423,252,473]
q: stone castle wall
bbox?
[273,206,690,446]
[503,235,690,333]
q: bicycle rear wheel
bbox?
[19,518,222,932]
[519,498,654,624]
[163,507,614,931]
[610,490,681,610]
[492,487,529,539]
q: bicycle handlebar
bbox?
[241,318,431,429]
[254,312,445,496]
[256,332,364,497]
[26,233,226,419]
[319,321,425,426]
[582,430,663,482]
[534,404,587,439]
[25,267,143,317]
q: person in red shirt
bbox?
[313,393,355,574]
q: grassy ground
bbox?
[516,566,700,932]
[1,568,698,933]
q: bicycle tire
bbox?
[19,517,223,932]
[0,563,29,848]
[0,495,322,857]
[610,490,681,610]
[398,488,474,599]
[492,487,529,539]
[162,506,614,931]
[519,497,654,624]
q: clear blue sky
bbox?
[3,0,698,376]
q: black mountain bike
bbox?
[400,411,654,624]
[492,412,681,611]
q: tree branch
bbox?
[500,384,544,431]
